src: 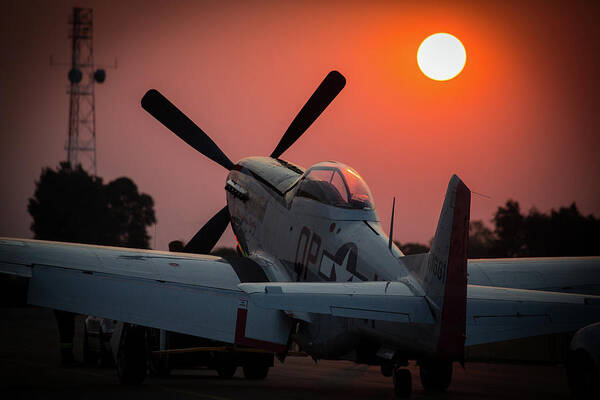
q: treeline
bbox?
[397,200,600,258]
[27,163,598,258]
[28,162,156,249]
[470,200,599,258]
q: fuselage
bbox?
[224,157,600,363]
[225,157,434,361]
[225,157,410,285]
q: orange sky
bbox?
[1,0,599,250]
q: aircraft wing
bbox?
[468,257,600,295]
[0,237,293,352]
[466,284,600,346]
[3,237,599,355]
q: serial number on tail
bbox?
[427,254,446,284]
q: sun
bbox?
[417,33,466,81]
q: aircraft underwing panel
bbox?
[465,285,600,346]
[0,238,293,351]
[28,264,241,342]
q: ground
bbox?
[0,306,571,399]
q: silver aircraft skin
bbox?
[467,257,600,295]
[1,71,599,396]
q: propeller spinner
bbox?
[141,71,346,253]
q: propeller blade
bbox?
[183,205,230,254]
[141,89,234,170]
[270,71,346,159]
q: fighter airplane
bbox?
[1,71,599,397]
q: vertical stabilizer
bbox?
[409,175,470,359]
[431,174,470,359]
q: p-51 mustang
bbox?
[1,71,599,397]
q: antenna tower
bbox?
[66,8,106,175]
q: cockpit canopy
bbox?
[295,161,375,210]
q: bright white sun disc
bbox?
[417,33,466,81]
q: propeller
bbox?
[270,70,346,159]
[182,205,230,254]
[141,71,346,254]
[141,89,234,170]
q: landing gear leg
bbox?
[116,324,148,385]
[392,367,412,398]
[419,359,453,392]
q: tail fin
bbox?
[402,175,470,359]
[430,174,470,359]
[428,175,470,306]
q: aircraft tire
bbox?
[567,349,598,398]
[116,325,147,385]
[392,368,412,398]
[380,363,393,377]
[216,363,237,378]
[149,356,171,377]
[419,359,453,392]
[243,363,269,380]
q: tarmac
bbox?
[0,306,572,399]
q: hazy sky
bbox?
[1,0,599,250]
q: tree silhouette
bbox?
[522,202,599,257]
[492,200,525,257]
[475,200,600,258]
[105,177,156,248]
[468,220,498,258]
[394,199,598,259]
[28,162,156,248]
[394,241,429,255]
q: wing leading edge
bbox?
[468,257,600,295]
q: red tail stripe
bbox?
[436,180,470,360]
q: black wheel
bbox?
[419,359,453,392]
[381,363,393,377]
[393,368,412,398]
[243,363,269,380]
[567,349,599,399]
[149,355,171,377]
[116,325,148,385]
[216,362,237,378]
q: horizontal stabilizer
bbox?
[239,281,435,324]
